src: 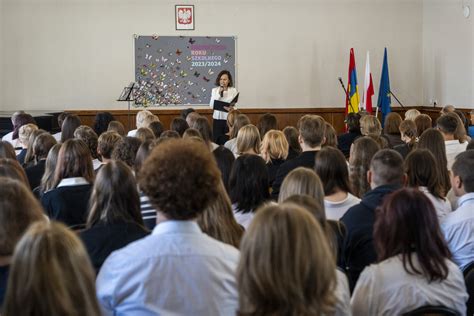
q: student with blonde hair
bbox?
[237,203,350,316]
[360,115,388,148]
[127,110,158,137]
[404,108,420,121]
[107,120,126,136]
[3,222,101,316]
[277,167,325,210]
[0,178,45,306]
[17,123,38,165]
[393,119,418,158]
[260,130,288,187]
[236,124,261,156]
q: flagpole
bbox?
[338,77,355,113]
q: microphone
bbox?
[220,86,224,97]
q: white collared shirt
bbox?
[324,193,360,220]
[445,140,467,170]
[209,87,238,120]
[418,186,451,220]
[57,177,89,188]
[442,192,474,270]
[96,220,239,316]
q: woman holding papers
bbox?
[210,70,238,143]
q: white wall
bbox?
[422,0,473,108]
[0,0,3,111]
[1,0,423,111]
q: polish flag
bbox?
[363,51,374,114]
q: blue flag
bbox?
[377,48,391,125]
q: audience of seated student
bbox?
[127,110,155,137]
[442,150,474,271]
[106,120,126,136]
[52,112,69,141]
[237,203,350,316]
[73,125,101,171]
[40,139,94,229]
[0,141,16,159]
[230,154,270,229]
[147,120,163,138]
[282,126,302,160]
[236,124,261,156]
[97,131,121,166]
[212,145,235,193]
[2,111,35,149]
[197,181,244,249]
[93,112,115,136]
[323,121,338,148]
[134,127,155,142]
[80,161,149,273]
[338,112,362,158]
[185,111,201,127]
[272,115,326,199]
[352,188,468,315]
[23,129,47,168]
[393,119,417,158]
[0,159,30,186]
[16,123,38,165]
[97,139,239,315]
[277,168,325,211]
[182,127,202,139]
[360,114,388,148]
[404,108,421,121]
[341,149,405,291]
[405,149,451,219]
[0,178,45,307]
[192,117,219,151]
[260,130,288,187]
[383,112,404,148]
[3,222,101,316]
[224,114,251,155]
[38,143,61,197]
[170,117,189,137]
[257,113,278,138]
[60,114,81,143]
[111,136,142,168]
[315,147,360,220]
[414,113,432,136]
[418,128,452,196]
[25,133,57,190]
[349,136,380,198]
[437,113,468,170]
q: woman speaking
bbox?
[210,70,238,143]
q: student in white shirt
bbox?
[442,150,474,270]
[315,147,360,220]
[352,188,467,316]
[437,114,468,170]
[237,203,350,316]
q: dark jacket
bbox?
[80,221,149,273]
[266,158,286,188]
[271,151,318,200]
[338,131,362,158]
[340,184,401,292]
[25,159,46,190]
[0,265,9,308]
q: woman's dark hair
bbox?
[93,112,115,136]
[135,139,156,174]
[346,113,361,133]
[111,137,142,168]
[405,149,445,200]
[213,146,235,193]
[61,114,82,143]
[383,112,403,135]
[282,126,302,155]
[0,141,16,159]
[33,133,57,161]
[418,128,451,195]
[454,110,469,134]
[315,147,352,196]
[12,113,36,140]
[374,188,451,282]
[53,139,94,188]
[214,70,233,87]
[257,113,278,138]
[414,114,432,137]
[229,154,269,213]
[193,117,213,143]
[170,117,189,137]
[160,130,180,139]
[87,161,144,229]
[180,108,195,120]
[148,121,164,138]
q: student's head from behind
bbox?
[192,117,213,144]
[53,139,94,187]
[0,158,29,186]
[107,120,125,136]
[323,122,338,148]
[212,145,235,192]
[185,111,201,128]
[368,149,405,189]
[345,112,361,133]
[97,131,121,160]
[40,144,62,194]
[399,119,417,144]
[405,149,445,198]
[87,160,143,228]
[349,136,380,198]
[260,130,289,163]
[111,136,142,168]
[74,125,99,159]
[236,124,261,155]
[0,141,16,159]
[135,110,155,129]
[138,139,220,220]
[93,112,115,136]
[148,121,164,138]
[374,188,450,281]
[436,114,458,138]
[360,115,382,137]
[283,126,302,155]
[33,133,57,161]
[170,117,189,137]
[383,112,403,135]
[297,115,326,148]
[257,113,278,138]
[0,178,44,257]
[315,146,352,196]
[278,167,325,209]
[18,123,38,147]
[60,114,82,143]
[229,114,251,139]
[414,114,432,136]
[3,221,101,316]
[229,154,269,213]
[135,127,155,142]
[237,203,336,316]
[404,109,420,121]
[451,150,474,196]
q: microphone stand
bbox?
[338,77,355,113]
[389,90,405,108]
